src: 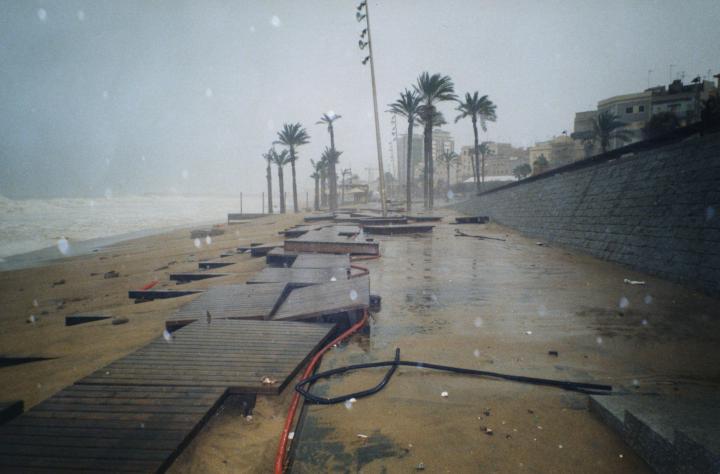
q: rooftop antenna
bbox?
[647,69,653,88]
[668,64,675,83]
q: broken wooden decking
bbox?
[266,247,298,267]
[0,319,334,472]
[272,275,370,321]
[129,289,203,301]
[407,215,443,222]
[81,319,335,394]
[0,385,226,473]
[249,243,283,257]
[455,216,490,224]
[227,213,265,224]
[284,227,378,256]
[247,267,348,285]
[292,253,350,270]
[166,283,287,330]
[335,216,408,225]
[0,401,22,426]
[65,314,112,326]
[303,213,335,222]
[169,272,231,283]
[363,224,434,235]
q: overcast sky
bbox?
[1,0,718,198]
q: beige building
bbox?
[572,77,718,152]
[529,135,584,172]
[458,142,529,182]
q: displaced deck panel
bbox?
[169,273,231,283]
[0,384,226,473]
[292,253,350,270]
[247,267,348,285]
[284,239,379,256]
[272,276,370,321]
[129,289,203,301]
[266,247,298,267]
[80,320,336,394]
[363,224,435,235]
[166,283,287,329]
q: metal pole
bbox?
[262,192,265,214]
[306,191,309,210]
[240,192,243,214]
[365,2,387,216]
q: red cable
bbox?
[274,309,370,473]
[140,280,159,290]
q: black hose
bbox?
[295,348,612,404]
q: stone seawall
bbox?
[453,133,720,297]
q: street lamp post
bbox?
[357,1,387,216]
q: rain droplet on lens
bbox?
[163,330,173,342]
[270,15,281,27]
[644,294,653,304]
[619,296,629,309]
[194,238,201,248]
[205,236,212,245]
[57,238,70,255]
[474,317,483,328]
[350,290,358,301]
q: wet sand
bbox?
[287,211,720,473]
[2,210,719,473]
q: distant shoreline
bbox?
[0,220,220,272]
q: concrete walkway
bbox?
[291,210,720,473]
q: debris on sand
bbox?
[111,317,129,325]
[548,350,559,357]
[52,279,66,287]
[104,270,120,279]
[623,278,646,285]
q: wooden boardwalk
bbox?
[247,267,348,285]
[0,385,226,473]
[81,320,335,394]
[272,275,370,321]
[166,283,287,329]
[129,289,203,301]
[169,272,231,283]
[363,224,434,235]
[285,226,379,256]
[292,253,350,270]
[0,320,335,472]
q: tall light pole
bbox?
[357,1,387,216]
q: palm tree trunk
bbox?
[320,171,327,208]
[328,126,337,210]
[290,146,299,213]
[472,117,480,194]
[329,163,337,211]
[406,122,413,212]
[266,163,273,214]
[278,166,286,214]
[314,177,319,211]
[423,121,432,209]
[446,162,451,197]
[481,150,485,192]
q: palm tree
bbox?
[262,148,274,214]
[414,72,456,209]
[388,89,422,212]
[417,109,447,202]
[316,113,342,210]
[592,110,633,153]
[319,156,328,208]
[275,123,310,213]
[437,150,458,196]
[512,163,532,180]
[269,148,291,213]
[321,147,342,206]
[478,141,493,189]
[455,92,497,193]
[310,159,323,211]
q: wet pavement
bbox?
[290,211,720,473]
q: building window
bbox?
[625,106,633,114]
[639,105,645,112]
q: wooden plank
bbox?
[303,213,335,222]
[455,215,489,224]
[407,215,443,222]
[272,275,370,321]
[363,224,434,235]
[250,243,282,257]
[247,267,348,285]
[0,401,23,426]
[284,239,379,256]
[292,253,350,270]
[166,283,287,329]
[169,273,231,283]
[129,289,203,301]
[0,384,226,473]
[80,320,335,394]
[65,315,112,326]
